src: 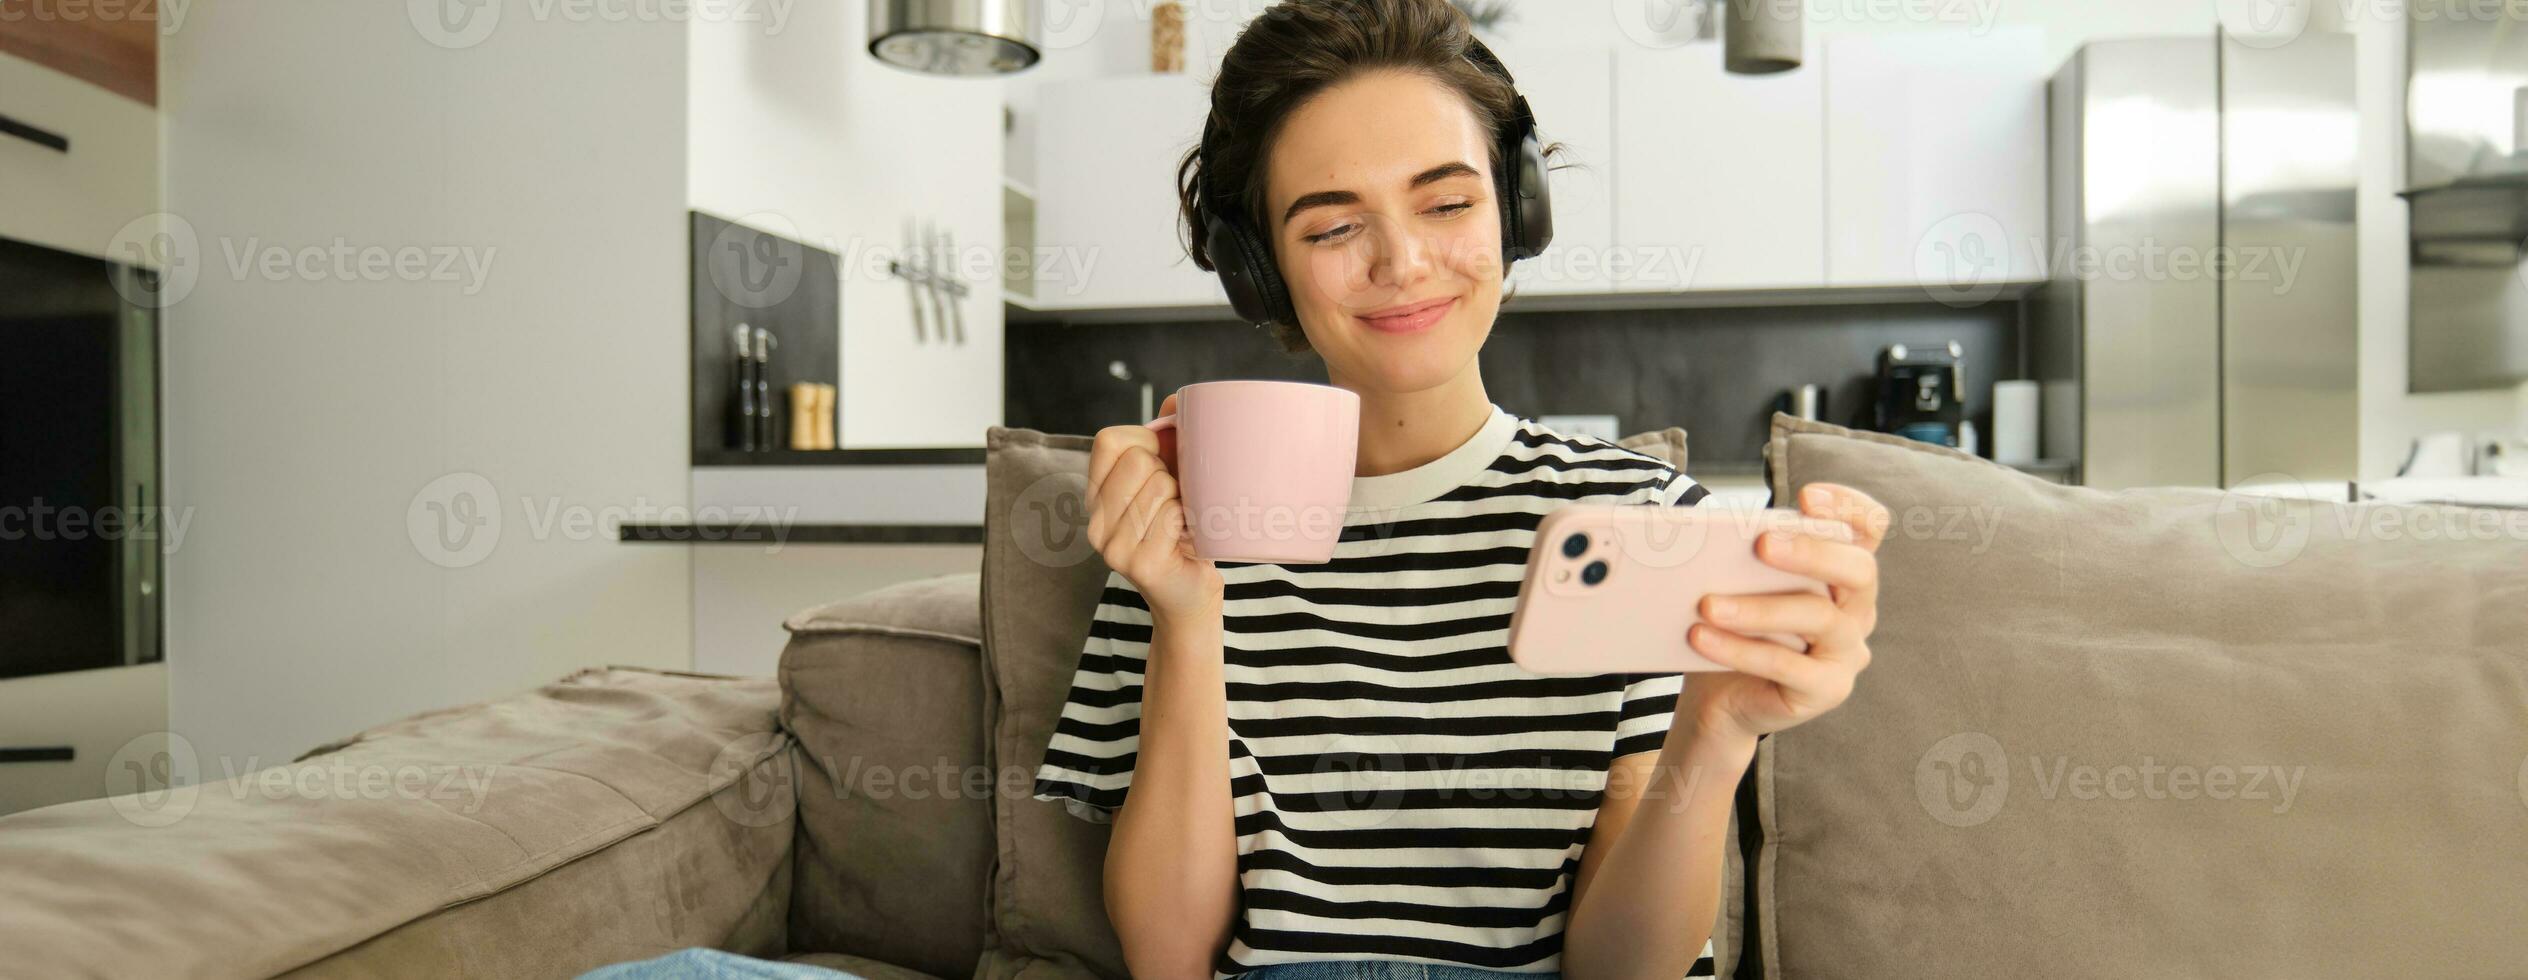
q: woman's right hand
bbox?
[1086,392,1224,622]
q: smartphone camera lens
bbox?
[1560,532,1589,559]
[1580,559,1609,586]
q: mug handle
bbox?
[1143,413,1178,473]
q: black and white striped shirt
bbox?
[1032,404,1715,977]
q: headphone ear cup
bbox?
[1205,210,1296,328]
[1504,121,1554,264]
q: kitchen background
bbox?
[4,0,2525,813]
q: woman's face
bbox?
[1262,68,1504,394]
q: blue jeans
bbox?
[577,949,860,980]
[1238,963,1558,980]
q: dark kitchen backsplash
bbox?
[1006,300,2022,466]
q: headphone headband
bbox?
[1196,34,1554,330]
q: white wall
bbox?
[688,4,1004,449]
[691,545,981,676]
[161,2,693,767]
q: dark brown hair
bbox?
[1177,0,1546,354]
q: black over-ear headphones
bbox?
[1196,36,1555,329]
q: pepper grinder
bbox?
[752,327,778,452]
[727,324,757,452]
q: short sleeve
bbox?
[1612,671,1682,760]
[1648,467,1709,508]
[1030,569,1151,824]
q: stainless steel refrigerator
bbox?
[2032,33,2360,490]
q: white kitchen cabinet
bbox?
[1030,74,1222,311]
[0,664,167,817]
[1493,45,1617,297]
[1612,42,1825,292]
[0,52,158,263]
[1824,29,2049,290]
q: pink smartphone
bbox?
[1506,505,1854,674]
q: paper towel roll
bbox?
[1993,380,2039,466]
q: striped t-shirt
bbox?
[1031,403,1717,977]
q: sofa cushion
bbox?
[975,421,1703,980]
[1737,414,2528,979]
[1617,425,1688,472]
[978,426,1131,980]
[780,573,995,980]
[0,668,795,979]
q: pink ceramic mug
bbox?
[1145,380,1360,564]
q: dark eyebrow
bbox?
[1279,161,1484,226]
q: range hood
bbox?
[868,0,1040,76]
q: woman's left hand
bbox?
[1680,482,1891,746]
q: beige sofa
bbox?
[3,416,2522,979]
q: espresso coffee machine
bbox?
[1875,341,1965,447]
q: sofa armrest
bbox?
[0,667,797,979]
[779,572,994,980]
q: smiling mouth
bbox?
[1355,296,1456,334]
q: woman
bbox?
[1029,1,1891,978]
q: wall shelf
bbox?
[620,522,982,545]
[693,447,984,467]
[1006,279,2046,325]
